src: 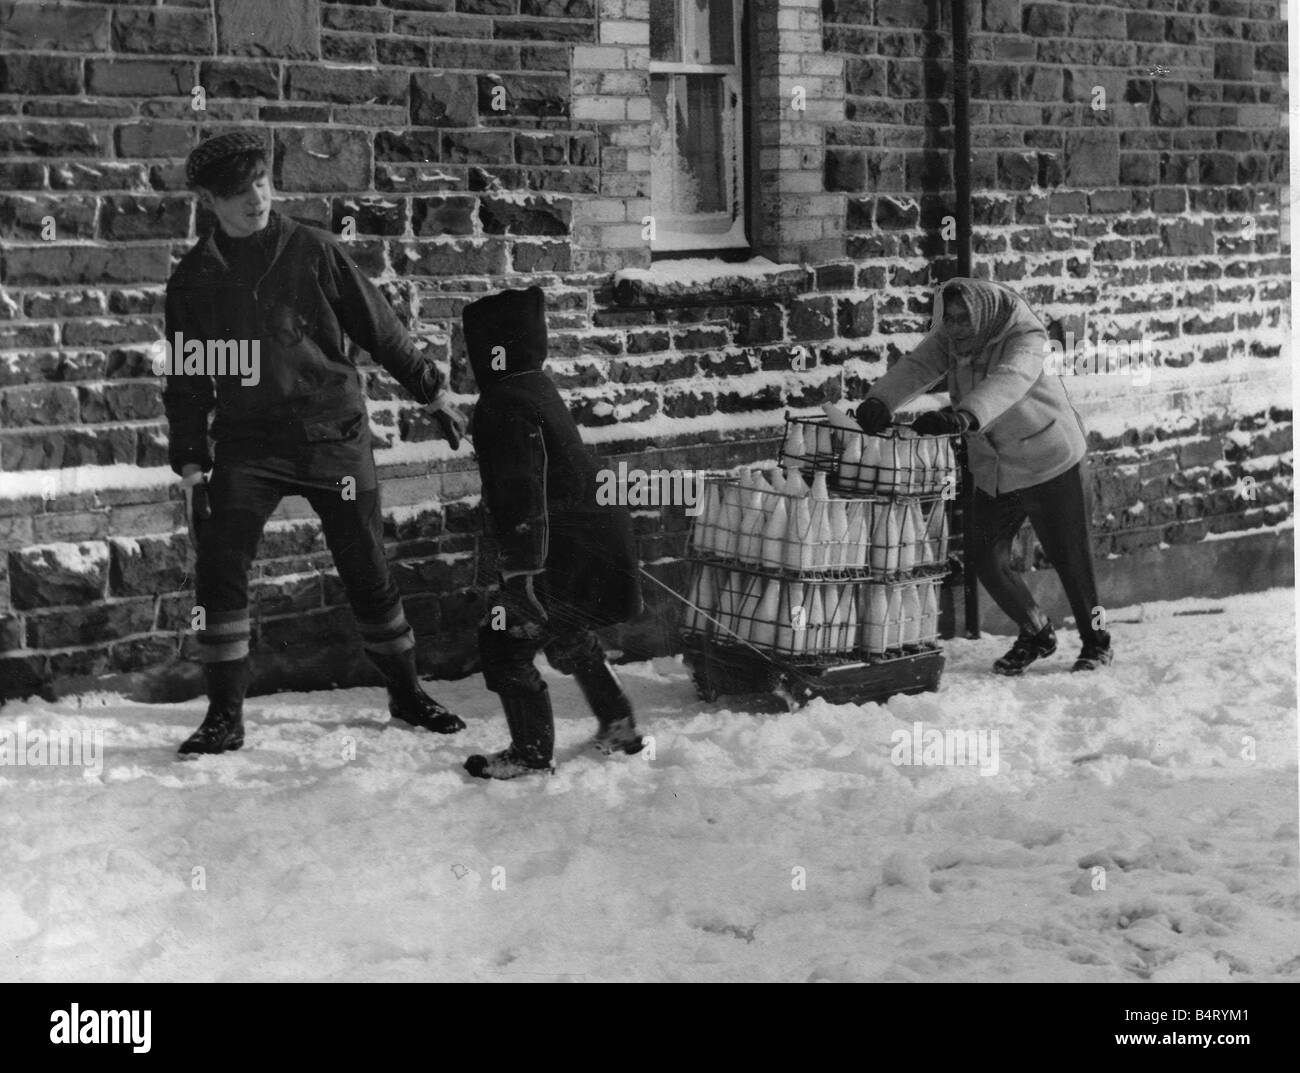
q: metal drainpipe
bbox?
[951,0,980,638]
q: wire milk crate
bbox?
[678,563,946,706]
[779,414,960,499]
[680,564,944,659]
[690,476,952,582]
[678,411,958,709]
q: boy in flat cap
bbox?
[460,286,645,780]
[164,130,467,755]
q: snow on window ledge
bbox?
[612,256,808,307]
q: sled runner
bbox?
[681,634,946,710]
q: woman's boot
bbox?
[992,621,1056,676]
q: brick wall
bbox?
[0,0,1291,701]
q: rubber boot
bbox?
[465,688,555,779]
[572,658,644,755]
[369,647,465,733]
[179,658,250,756]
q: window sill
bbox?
[651,244,752,262]
[612,255,808,308]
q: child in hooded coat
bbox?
[856,278,1112,674]
[461,286,646,779]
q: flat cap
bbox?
[185,131,268,188]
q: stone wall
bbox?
[0,0,1291,701]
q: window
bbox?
[649,0,747,254]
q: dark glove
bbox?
[855,398,892,434]
[427,395,465,451]
[911,407,974,436]
[500,573,548,626]
[181,471,211,551]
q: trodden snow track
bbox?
[1,588,1296,982]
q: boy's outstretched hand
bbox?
[180,467,211,551]
[427,396,466,450]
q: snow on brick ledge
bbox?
[10,541,110,609]
[612,257,808,307]
[0,464,174,504]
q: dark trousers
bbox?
[477,585,631,760]
[194,464,413,663]
[477,591,606,697]
[971,460,1103,643]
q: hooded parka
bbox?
[463,286,642,628]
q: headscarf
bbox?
[937,278,1018,357]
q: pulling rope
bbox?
[636,564,826,694]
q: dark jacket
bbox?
[162,210,447,480]
[463,286,641,628]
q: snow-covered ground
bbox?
[1,588,1296,982]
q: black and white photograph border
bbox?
[0,0,1296,1000]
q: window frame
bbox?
[648,0,754,261]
